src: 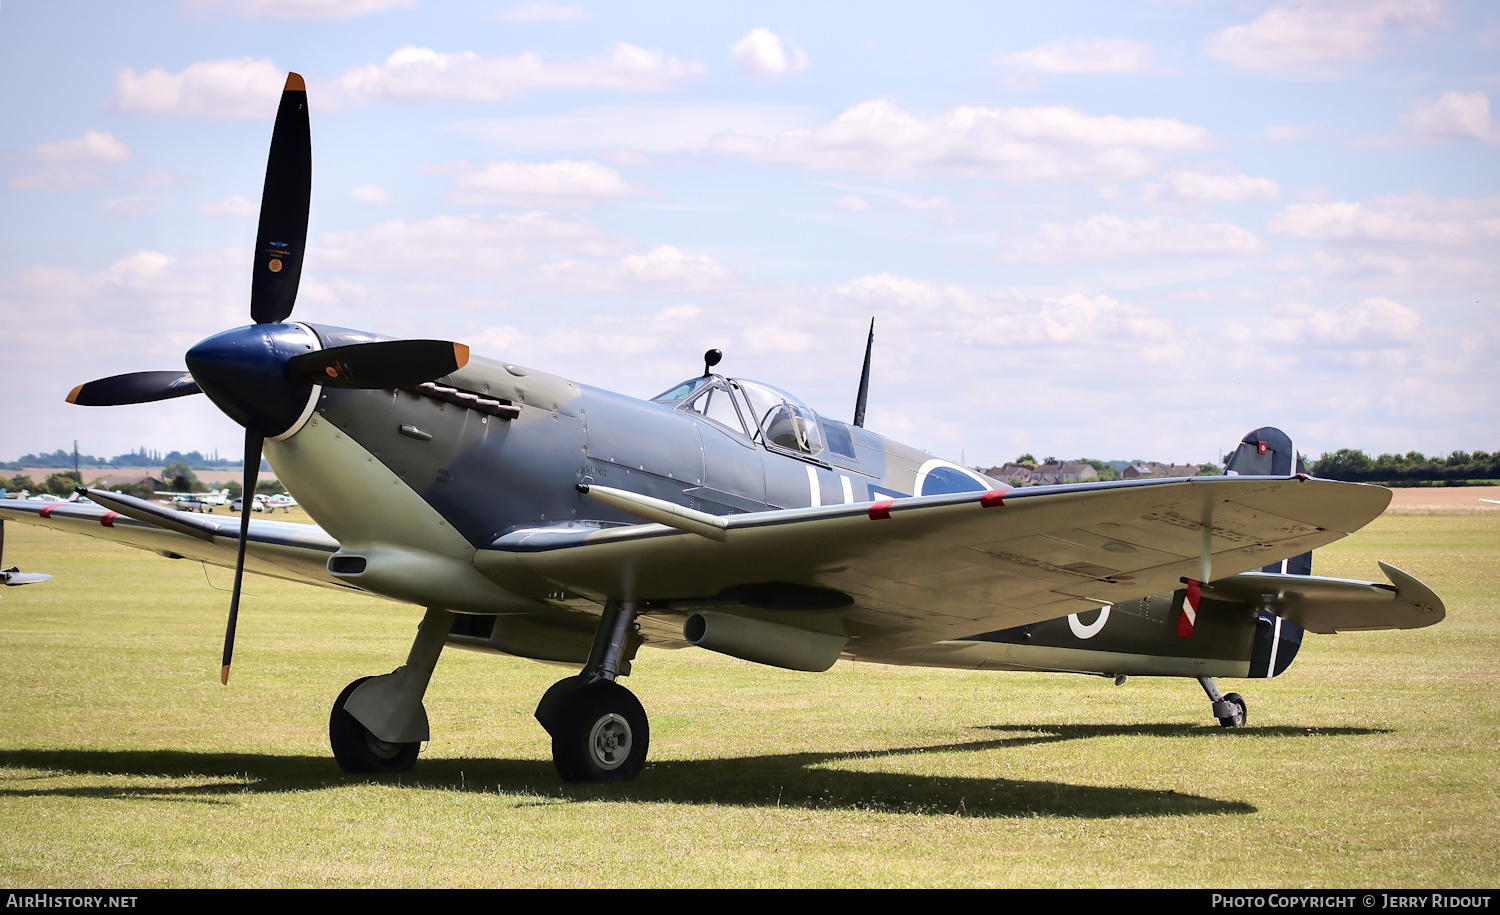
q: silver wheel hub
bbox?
[364,731,403,759]
[588,713,632,770]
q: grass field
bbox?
[0,503,1496,887]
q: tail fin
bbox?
[1227,426,1308,675]
[1225,425,1311,576]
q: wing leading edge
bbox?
[476,474,1392,651]
[0,489,345,592]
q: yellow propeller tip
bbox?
[454,343,470,369]
[285,73,305,92]
[220,665,231,685]
[65,384,83,405]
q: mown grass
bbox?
[0,509,1495,887]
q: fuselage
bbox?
[268,326,1003,552]
[247,323,1281,680]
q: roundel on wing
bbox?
[919,465,989,496]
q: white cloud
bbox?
[1005,214,1264,261]
[330,43,706,106]
[422,159,642,207]
[1265,124,1306,141]
[315,212,629,280]
[110,57,286,119]
[184,0,414,18]
[28,129,131,163]
[348,184,397,206]
[1287,250,1495,289]
[1247,297,1423,346]
[199,195,259,217]
[1206,0,1444,72]
[11,167,105,191]
[492,2,590,22]
[1141,168,1280,205]
[834,194,872,213]
[617,245,737,290]
[459,103,820,154]
[1399,91,1500,145]
[896,194,950,212]
[102,196,159,220]
[131,170,176,189]
[730,28,808,76]
[1269,192,1500,245]
[996,37,1156,74]
[711,99,1211,184]
[9,130,132,189]
[310,212,733,293]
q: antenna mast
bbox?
[852,318,874,428]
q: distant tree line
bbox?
[0,447,238,472]
[4,462,284,500]
[1310,449,1498,484]
[3,471,84,498]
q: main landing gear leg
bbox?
[535,599,648,783]
[1198,676,1247,728]
[330,606,454,773]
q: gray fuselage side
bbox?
[280,345,1286,679]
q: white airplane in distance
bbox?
[156,489,231,513]
[230,492,296,513]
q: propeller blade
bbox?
[221,429,265,685]
[285,340,470,389]
[66,371,200,406]
[250,73,311,325]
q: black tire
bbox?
[550,680,649,783]
[329,676,420,773]
[1217,692,1248,728]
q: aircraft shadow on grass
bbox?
[0,723,1383,818]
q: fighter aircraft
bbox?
[0,74,1445,782]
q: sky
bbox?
[1,0,1495,469]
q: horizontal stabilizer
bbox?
[1201,562,1444,633]
[1,567,51,586]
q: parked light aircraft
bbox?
[0,74,1445,781]
[157,489,230,513]
[230,493,296,513]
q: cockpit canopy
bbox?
[653,375,826,457]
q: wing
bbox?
[477,475,1391,651]
[0,489,348,592]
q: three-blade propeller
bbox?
[66,72,470,685]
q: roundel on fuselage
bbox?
[915,460,993,496]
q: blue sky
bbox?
[1,0,1495,469]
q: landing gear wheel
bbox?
[550,680,649,783]
[1217,692,1247,728]
[329,676,420,773]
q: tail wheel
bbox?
[1217,692,1248,728]
[329,676,420,773]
